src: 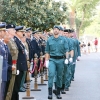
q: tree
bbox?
[65,0,100,38]
[0,0,68,31]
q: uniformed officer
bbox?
[45,25,69,99]
[53,27,74,94]
[12,26,27,100]
[25,27,34,62]
[19,32,29,92]
[31,31,41,77]
[31,31,41,58]
[63,29,74,91]
[3,27,17,100]
[24,28,34,82]
[5,24,19,100]
[69,29,81,81]
[0,23,16,100]
[0,23,8,100]
[53,26,64,95]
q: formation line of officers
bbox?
[0,23,81,100]
[45,25,81,99]
[0,23,46,100]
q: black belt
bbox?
[50,56,65,59]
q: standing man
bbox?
[12,26,27,100]
[0,24,8,100]
[63,29,74,91]
[69,29,81,81]
[45,25,69,99]
[25,27,34,62]
[31,31,41,58]
[3,27,16,100]
[5,24,18,100]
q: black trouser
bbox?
[11,71,24,100]
[4,80,10,99]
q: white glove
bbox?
[77,56,81,59]
[77,56,81,61]
[69,58,73,63]
[46,60,49,68]
[65,59,68,64]
[25,49,29,56]
[16,70,20,75]
[30,60,33,70]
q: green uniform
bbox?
[70,38,81,80]
[45,36,69,88]
[63,38,74,89]
[6,38,18,100]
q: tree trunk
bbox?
[77,4,87,38]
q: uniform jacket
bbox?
[26,38,34,62]
[45,36,69,57]
[71,38,81,62]
[14,36,27,71]
[0,41,8,81]
[31,37,41,58]
[7,39,18,61]
[5,45,12,81]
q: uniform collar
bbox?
[52,35,62,40]
[0,39,4,42]
[11,38,14,41]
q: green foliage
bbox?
[75,0,100,33]
[0,0,68,31]
[67,0,100,36]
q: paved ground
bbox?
[19,52,100,100]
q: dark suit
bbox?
[11,36,27,100]
[31,38,41,77]
[14,36,27,71]
[4,45,12,99]
[26,38,34,62]
[31,37,41,58]
[0,41,8,100]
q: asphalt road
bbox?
[19,52,100,100]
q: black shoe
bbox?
[57,95,62,99]
[72,79,74,81]
[56,87,62,99]
[53,89,57,95]
[48,88,52,99]
[61,84,66,94]
[61,90,66,94]
[48,95,52,99]
[65,87,69,91]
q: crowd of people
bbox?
[45,25,81,99]
[0,22,81,100]
[80,37,99,54]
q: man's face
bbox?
[27,31,32,37]
[64,32,69,37]
[4,31,11,42]
[69,33,72,37]
[21,36,26,43]
[70,33,74,37]
[17,31,25,38]
[59,30,64,36]
[0,30,7,38]
[7,28,16,37]
[53,28,59,35]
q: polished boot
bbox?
[53,82,57,95]
[56,87,62,99]
[65,87,69,91]
[61,84,66,94]
[48,88,52,99]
